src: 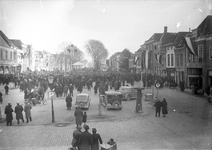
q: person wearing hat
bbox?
[91,128,103,150]
[71,126,82,149]
[66,94,72,110]
[24,102,32,123]
[4,103,13,126]
[15,103,24,124]
[78,125,93,150]
[69,84,74,97]
[74,106,83,127]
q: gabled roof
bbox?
[145,33,163,43]
[0,30,15,48]
[10,39,24,50]
[174,32,191,48]
[197,15,212,36]
[159,32,177,45]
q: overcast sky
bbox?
[0,0,211,59]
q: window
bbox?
[176,54,179,66]
[209,44,212,60]
[6,51,7,60]
[13,52,16,60]
[168,54,170,66]
[171,54,174,66]
[180,53,183,66]
[155,46,157,50]
[0,49,2,59]
[10,52,12,60]
[157,45,160,50]
[198,44,203,62]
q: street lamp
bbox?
[48,75,55,123]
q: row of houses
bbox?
[0,30,62,74]
[109,15,212,90]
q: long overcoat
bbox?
[162,100,168,114]
[24,103,32,118]
[154,101,162,112]
[15,105,24,120]
[0,92,3,103]
[79,130,93,150]
[91,133,103,150]
[74,108,83,125]
[5,105,13,121]
[66,95,72,107]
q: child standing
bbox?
[82,112,87,127]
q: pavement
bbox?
[0,82,212,150]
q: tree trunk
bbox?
[65,57,67,73]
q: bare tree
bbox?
[56,42,84,72]
[85,39,108,70]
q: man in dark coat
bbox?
[162,98,168,117]
[91,128,103,150]
[0,92,3,104]
[69,84,74,97]
[154,99,162,117]
[79,125,93,150]
[66,94,72,110]
[74,107,83,127]
[15,103,25,124]
[4,84,9,95]
[4,103,13,126]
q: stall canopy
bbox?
[73,62,83,66]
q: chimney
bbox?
[189,28,191,32]
[164,26,168,33]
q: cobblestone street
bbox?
[0,83,212,149]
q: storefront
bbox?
[166,68,175,82]
[187,68,202,88]
[4,66,9,74]
[207,70,212,86]
[0,66,4,74]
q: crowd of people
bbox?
[1,70,171,150]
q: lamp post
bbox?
[48,75,55,123]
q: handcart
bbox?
[101,139,117,150]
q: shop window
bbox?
[198,44,203,62]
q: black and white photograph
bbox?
[0,0,212,149]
